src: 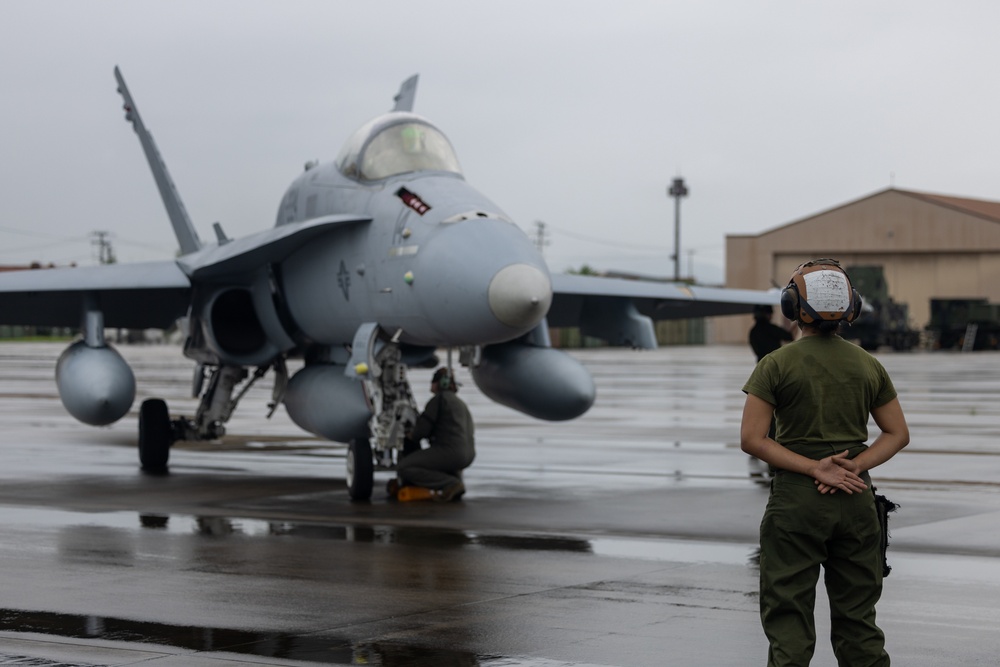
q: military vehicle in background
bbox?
[927,299,1000,350]
[842,265,920,351]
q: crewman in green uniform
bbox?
[393,367,475,501]
[749,304,795,362]
[740,259,909,666]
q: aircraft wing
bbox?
[179,214,371,279]
[0,261,191,329]
[0,214,374,332]
[547,273,780,348]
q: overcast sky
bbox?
[2,1,999,283]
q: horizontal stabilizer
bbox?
[548,274,780,328]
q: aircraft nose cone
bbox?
[488,263,553,329]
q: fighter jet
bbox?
[0,69,777,499]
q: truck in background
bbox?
[927,298,1000,350]
[842,265,920,351]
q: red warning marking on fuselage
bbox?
[396,187,431,215]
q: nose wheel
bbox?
[346,438,374,500]
[345,326,420,501]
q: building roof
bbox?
[748,187,1000,238]
[900,189,1000,223]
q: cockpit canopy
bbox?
[336,112,463,181]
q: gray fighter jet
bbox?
[0,69,777,499]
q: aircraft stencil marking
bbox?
[389,246,419,257]
[337,261,351,301]
[396,187,431,215]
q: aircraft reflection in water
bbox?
[0,70,776,498]
[0,608,481,665]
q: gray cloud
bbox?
[1,0,998,283]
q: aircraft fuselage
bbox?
[274,127,552,350]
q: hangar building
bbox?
[714,187,1000,345]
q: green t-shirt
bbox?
[742,335,897,457]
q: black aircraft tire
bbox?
[138,398,172,472]
[346,438,374,501]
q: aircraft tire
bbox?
[346,438,374,500]
[139,398,172,473]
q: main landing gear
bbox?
[138,398,171,472]
[136,361,286,473]
[133,329,423,503]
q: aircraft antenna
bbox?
[392,75,419,113]
[114,67,203,256]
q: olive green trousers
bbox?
[758,471,889,667]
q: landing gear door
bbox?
[346,321,382,379]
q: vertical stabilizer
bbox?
[392,75,419,113]
[114,67,202,256]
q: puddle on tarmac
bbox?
[7,505,764,565]
[590,536,756,565]
[0,609,615,666]
[0,654,102,667]
[0,608,479,665]
[25,506,1000,585]
[4,505,601,553]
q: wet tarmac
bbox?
[0,342,999,665]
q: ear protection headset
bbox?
[779,258,862,324]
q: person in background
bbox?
[749,304,794,362]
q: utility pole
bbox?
[667,177,688,282]
[91,231,116,265]
[533,220,550,256]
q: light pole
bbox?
[668,177,688,281]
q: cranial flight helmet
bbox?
[779,258,862,325]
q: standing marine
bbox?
[740,258,909,666]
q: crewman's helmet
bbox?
[779,258,862,324]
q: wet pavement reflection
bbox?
[3,344,1000,665]
[0,608,481,665]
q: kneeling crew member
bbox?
[396,367,475,501]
